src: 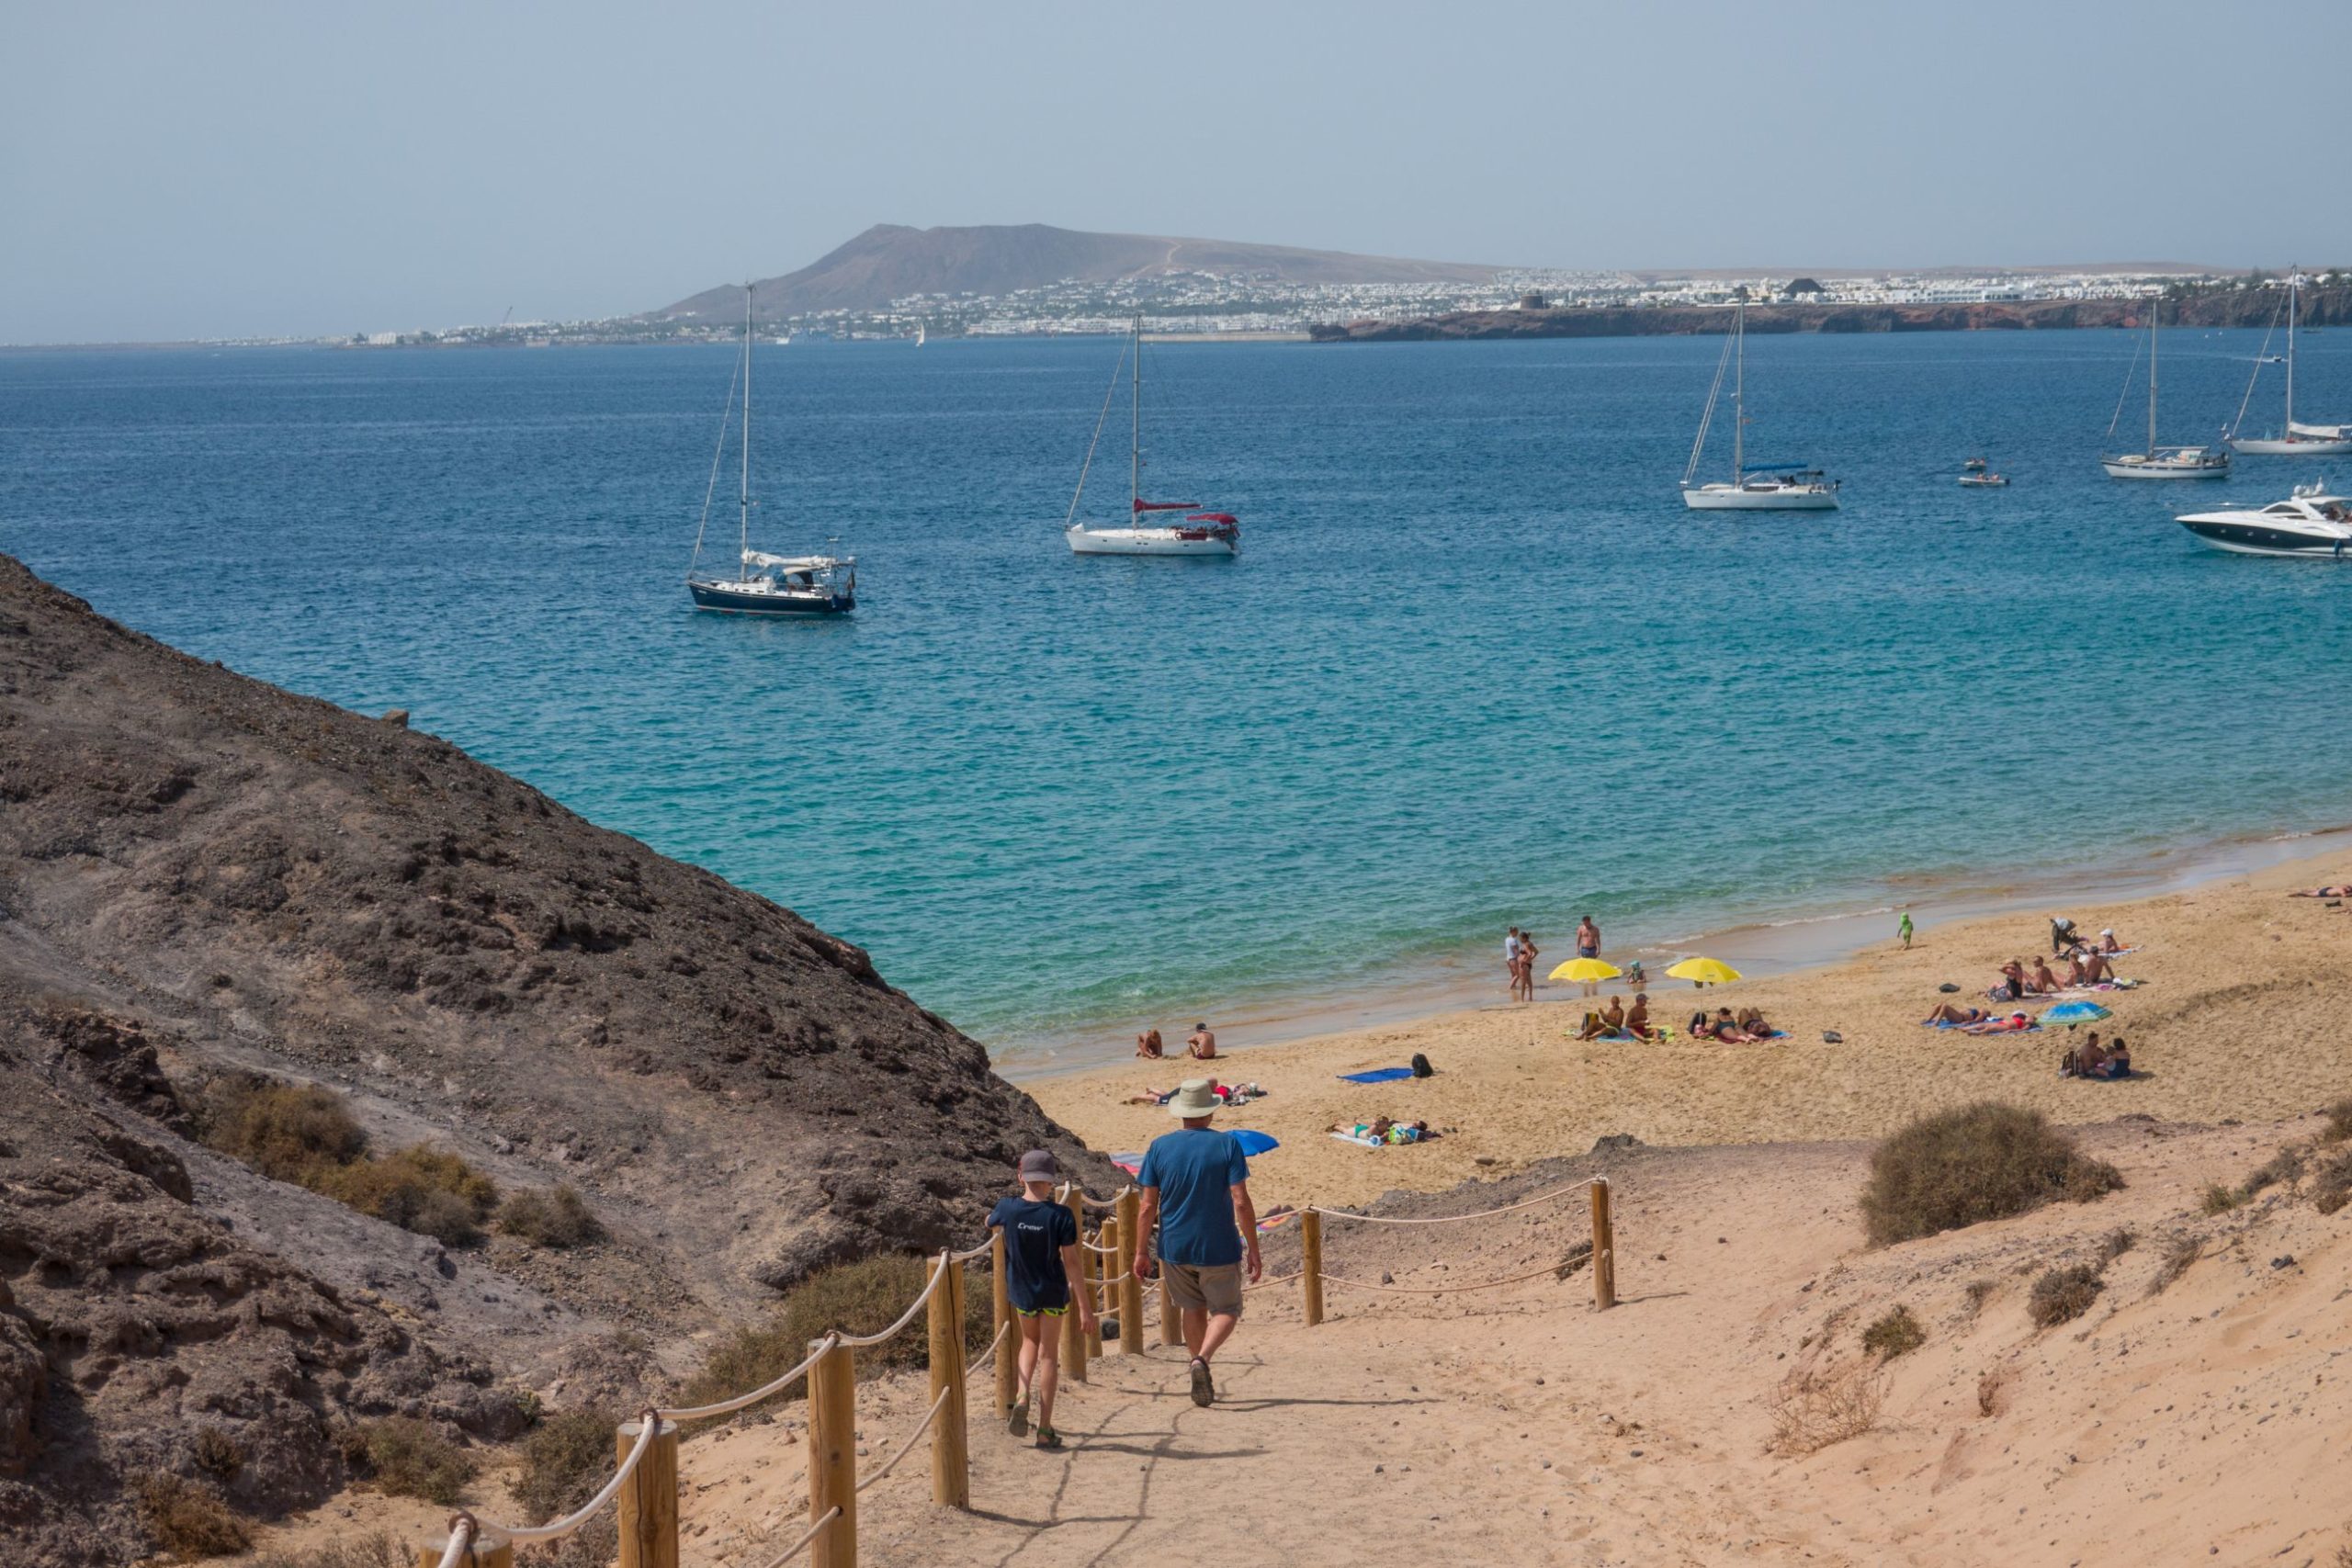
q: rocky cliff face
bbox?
[1308,286,2352,343]
[0,553,1119,1560]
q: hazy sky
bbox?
[6,0,2347,343]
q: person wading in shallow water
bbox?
[1132,1079,1260,1407]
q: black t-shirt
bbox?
[987,1195,1077,1312]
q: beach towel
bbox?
[1338,1066,1416,1084]
[1329,1130,1385,1148]
[1111,1153,1144,1175]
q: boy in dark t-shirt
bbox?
[986,1149,1095,1450]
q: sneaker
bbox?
[1189,1357,1214,1407]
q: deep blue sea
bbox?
[6,328,2351,1063]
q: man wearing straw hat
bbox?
[1132,1077,1261,1407]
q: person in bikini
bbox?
[989,1150,1097,1450]
[1924,1002,1991,1026]
[1996,959,2030,1000]
[1516,931,1541,1003]
[2031,958,2062,995]
[1736,1007,1776,1038]
[1504,927,1523,1000]
[1136,1028,1164,1059]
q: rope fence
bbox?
[409,1174,1617,1568]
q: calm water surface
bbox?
[6,329,2350,1060]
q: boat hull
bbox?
[1067,525,1238,557]
[2230,436,2352,457]
[2102,456,2230,479]
[687,581,854,615]
[2178,521,2352,558]
[1680,484,1839,511]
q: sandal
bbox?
[1007,1394,1030,1438]
[1189,1357,1215,1408]
[1034,1426,1064,1450]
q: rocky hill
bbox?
[1309,285,2352,342]
[0,552,1119,1560]
[659,222,1502,321]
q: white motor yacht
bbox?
[2177,483,2352,557]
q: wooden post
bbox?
[614,1416,679,1568]
[808,1338,856,1568]
[1116,1187,1146,1354]
[1590,1178,1616,1311]
[1301,1209,1325,1327]
[1099,1216,1121,1331]
[990,1228,1018,1423]
[927,1255,970,1509]
[1060,1186,1089,1382]
[416,1532,511,1568]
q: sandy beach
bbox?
[1031,841,2352,1211]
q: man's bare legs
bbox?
[1182,1306,1240,1365]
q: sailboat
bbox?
[913,321,926,347]
[2100,299,2230,479]
[1679,297,1840,510]
[1066,320,1240,556]
[685,286,857,615]
[2228,271,2352,456]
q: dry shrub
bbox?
[318,1145,500,1247]
[1860,1102,2124,1247]
[249,1533,410,1568]
[356,1417,473,1505]
[2321,1099,2352,1145]
[2201,1182,2247,1215]
[1768,1358,1888,1456]
[2028,1264,2103,1327]
[197,1077,366,1180]
[680,1256,991,1415]
[1975,1370,2007,1417]
[513,1408,616,1522]
[2148,1235,2200,1296]
[2312,1152,2352,1217]
[135,1474,249,1558]
[2242,1146,2305,1197]
[190,1426,243,1480]
[1962,1278,1998,1315]
[519,1514,616,1568]
[501,1185,604,1249]
[2098,1227,2137,1265]
[1860,1305,1926,1361]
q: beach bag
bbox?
[1820,1030,1843,1044]
[1410,1052,1434,1078]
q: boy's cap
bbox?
[1018,1149,1059,1180]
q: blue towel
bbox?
[1338,1066,1416,1084]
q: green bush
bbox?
[1860,1102,2124,1247]
[513,1408,617,1522]
[356,1417,473,1505]
[2028,1264,2103,1327]
[1860,1305,1926,1361]
[135,1474,249,1558]
[501,1185,604,1248]
[681,1256,993,1416]
[317,1145,500,1246]
[198,1077,367,1180]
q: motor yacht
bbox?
[2177,483,2352,557]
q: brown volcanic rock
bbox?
[0,1045,490,1566]
[0,551,1117,1317]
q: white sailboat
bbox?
[2228,271,2352,456]
[684,286,856,615]
[1679,297,1840,510]
[2100,299,2230,479]
[1066,320,1240,557]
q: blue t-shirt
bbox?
[1138,1127,1250,1268]
[987,1195,1076,1312]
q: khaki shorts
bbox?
[1163,1260,1244,1316]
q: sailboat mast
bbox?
[1731,298,1745,482]
[1130,317,1141,522]
[740,284,752,563]
[2287,269,2298,429]
[2147,296,2159,457]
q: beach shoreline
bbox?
[990,818,2352,1084]
[1023,830,2352,1213]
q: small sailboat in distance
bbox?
[685,286,856,615]
[2228,270,2352,456]
[1066,319,1240,557]
[1679,296,1839,510]
[2100,299,2230,479]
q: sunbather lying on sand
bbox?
[1329,1116,1438,1145]
[1736,1007,1777,1038]
[1923,1003,1991,1026]
[1125,1081,1266,1107]
[2290,886,2352,897]
[1961,1011,2035,1034]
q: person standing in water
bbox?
[1897,908,1914,950]
[1132,1079,1259,1408]
[1504,927,1524,999]
[989,1150,1096,1450]
[1515,930,1540,1002]
[1576,915,1601,961]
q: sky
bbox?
[5,0,2349,344]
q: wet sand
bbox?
[1030,840,2352,1211]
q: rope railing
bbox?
[433,1515,475,1568]
[754,1506,839,1568]
[1317,1258,1580,1296]
[1307,1177,1596,1226]
[967,1319,1012,1379]
[835,1250,950,1348]
[855,1383,956,1495]
[486,1405,659,1546]
[659,1337,837,1423]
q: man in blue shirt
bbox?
[1131,1078,1260,1407]
[987,1149,1095,1450]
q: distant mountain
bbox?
[658,222,1505,321]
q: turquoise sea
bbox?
[6,329,2351,1065]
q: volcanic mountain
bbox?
[658,222,1504,321]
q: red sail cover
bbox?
[1133,499,1201,513]
[1186,513,1238,525]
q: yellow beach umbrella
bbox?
[1665,956,1743,986]
[1549,957,1622,983]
